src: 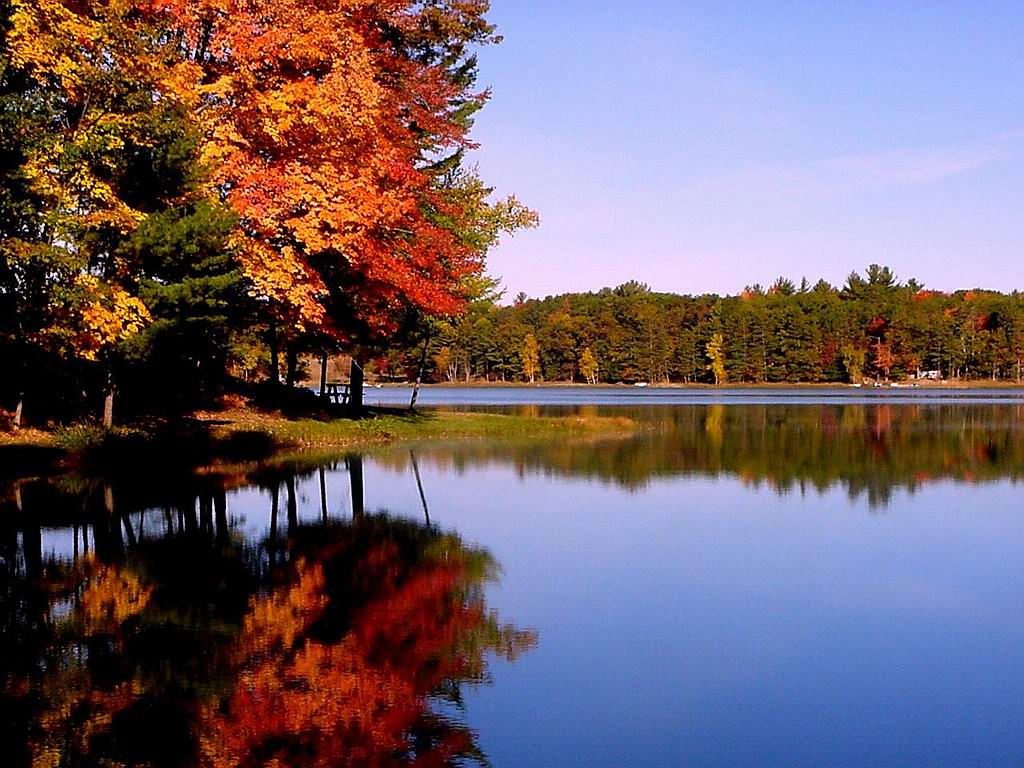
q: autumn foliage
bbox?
[1,0,532,422]
[199,541,516,766]
[15,516,535,767]
[148,0,492,336]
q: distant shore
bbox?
[376,380,1024,389]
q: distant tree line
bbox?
[375,266,1024,384]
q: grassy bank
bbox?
[204,408,635,450]
[0,408,636,479]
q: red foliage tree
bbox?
[149,0,501,343]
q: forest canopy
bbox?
[2,1,1020,432]
[385,267,1024,385]
[0,0,534,425]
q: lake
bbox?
[5,396,1024,766]
[367,384,1024,407]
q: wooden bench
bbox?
[323,382,350,405]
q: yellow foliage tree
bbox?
[521,333,540,383]
[7,0,172,422]
[706,332,727,385]
[579,347,599,384]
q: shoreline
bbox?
[6,379,1024,482]
[0,408,637,482]
[374,380,1024,390]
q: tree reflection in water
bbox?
[0,462,536,767]
[381,403,1024,507]
[7,403,1019,762]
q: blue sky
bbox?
[469,1,1024,298]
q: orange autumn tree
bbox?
[18,510,535,767]
[148,0,507,374]
[3,0,527,421]
[197,524,536,767]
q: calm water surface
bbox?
[367,384,1024,407]
[4,401,1024,766]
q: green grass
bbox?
[0,409,637,479]
[208,409,636,450]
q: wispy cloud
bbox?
[821,137,1018,184]
[673,129,1024,208]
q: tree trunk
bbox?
[182,497,198,534]
[319,350,328,397]
[100,483,126,559]
[409,330,431,411]
[410,451,430,528]
[286,475,297,534]
[102,366,115,428]
[198,494,213,536]
[319,466,328,523]
[285,343,298,388]
[214,489,228,545]
[350,356,364,411]
[121,511,137,548]
[269,483,279,542]
[268,316,280,385]
[12,392,23,431]
[348,455,364,521]
[22,517,42,581]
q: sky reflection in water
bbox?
[5,402,1024,766]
